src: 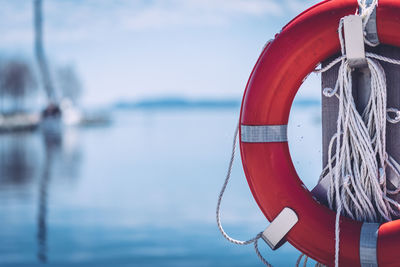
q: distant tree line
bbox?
[0,57,82,114]
[0,59,36,112]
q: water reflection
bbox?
[0,109,321,266]
[37,149,49,263]
[37,125,62,263]
[0,132,39,186]
[0,123,82,264]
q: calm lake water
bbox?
[0,105,322,266]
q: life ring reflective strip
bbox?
[360,223,379,266]
[240,125,287,143]
[239,0,400,266]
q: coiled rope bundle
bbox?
[315,0,400,266]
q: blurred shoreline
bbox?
[113,96,320,110]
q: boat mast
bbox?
[33,0,56,104]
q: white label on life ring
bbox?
[343,15,367,68]
[261,207,298,250]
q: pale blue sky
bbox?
[0,0,320,106]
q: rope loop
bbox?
[387,108,400,124]
[216,123,272,266]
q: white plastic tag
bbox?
[261,207,298,250]
[343,15,367,68]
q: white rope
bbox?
[217,125,330,266]
[387,108,400,124]
[296,254,326,267]
[314,56,346,74]
[216,123,272,266]
[357,0,380,47]
[254,233,273,267]
[315,1,400,266]
[366,52,400,65]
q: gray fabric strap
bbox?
[362,0,379,45]
[241,125,287,143]
[360,223,379,267]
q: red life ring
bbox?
[239,0,400,266]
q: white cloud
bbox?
[121,0,283,30]
[0,0,315,45]
[0,0,319,104]
[284,0,319,14]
